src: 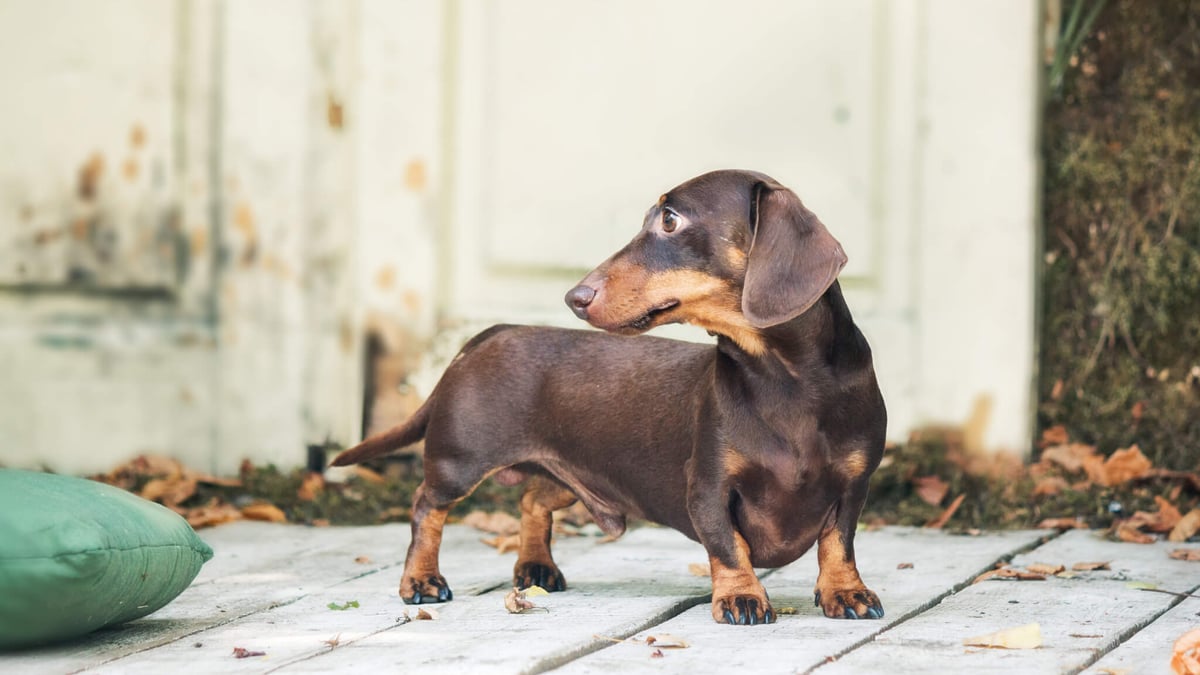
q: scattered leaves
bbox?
[232,647,266,659]
[1072,561,1111,571]
[1115,522,1156,544]
[504,587,546,614]
[1037,517,1088,530]
[897,562,914,570]
[913,475,950,506]
[963,623,1042,649]
[775,606,798,615]
[323,634,341,648]
[463,510,521,535]
[1025,563,1065,575]
[1173,628,1200,675]
[645,634,689,649]
[327,600,360,611]
[242,502,288,523]
[687,563,711,577]
[415,608,436,621]
[650,649,664,659]
[1170,509,1200,543]
[974,565,1046,583]
[183,499,243,528]
[297,472,325,501]
[926,494,965,529]
[1169,548,1200,562]
[481,534,521,554]
[353,555,372,564]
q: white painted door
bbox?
[442,0,1039,453]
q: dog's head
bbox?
[565,170,846,353]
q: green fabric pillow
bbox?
[0,469,213,649]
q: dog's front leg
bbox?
[814,479,883,619]
[687,461,774,626]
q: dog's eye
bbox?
[662,210,680,233]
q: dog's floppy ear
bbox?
[743,180,848,328]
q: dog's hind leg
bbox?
[513,474,578,591]
[400,482,457,604]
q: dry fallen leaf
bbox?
[1040,443,1099,474]
[1126,496,1183,533]
[963,623,1042,649]
[504,587,543,614]
[897,562,914,570]
[1025,563,1065,575]
[974,567,1046,583]
[645,634,690,648]
[139,476,199,507]
[183,498,243,529]
[1072,561,1111,571]
[232,647,266,659]
[1039,424,1069,448]
[1032,476,1070,498]
[415,608,436,621]
[242,502,288,523]
[297,471,325,501]
[1037,517,1088,530]
[926,494,965,529]
[776,606,798,615]
[913,475,950,506]
[1101,445,1152,486]
[1169,548,1200,562]
[354,555,372,564]
[323,634,341,648]
[463,510,521,535]
[481,534,521,554]
[650,649,664,659]
[1173,628,1200,675]
[1170,509,1200,543]
[688,563,711,577]
[1115,522,1156,544]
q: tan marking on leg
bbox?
[401,502,452,602]
[709,530,773,624]
[814,527,881,619]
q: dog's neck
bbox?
[717,283,845,378]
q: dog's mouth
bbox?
[624,299,680,332]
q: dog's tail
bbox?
[329,400,432,466]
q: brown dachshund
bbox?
[331,170,887,625]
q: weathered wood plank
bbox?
[818,530,1200,674]
[67,523,596,674]
[272,527,718,674]
[1082,593,1200,675]
[560,528,1047,674]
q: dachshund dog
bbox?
[332,169,886,624]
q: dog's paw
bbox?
[712,592,775,626]
[400,573,454,604]
[513,561,566,592]
[814,587,883,619]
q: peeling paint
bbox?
[403,159,427,192]
[326,93,344,130]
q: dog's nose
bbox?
[565,285,596,320]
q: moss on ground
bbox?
[1039,1,1200,468]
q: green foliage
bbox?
[1040,0,1200,468]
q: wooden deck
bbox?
[3,522,1197,674]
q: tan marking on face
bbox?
[724,246,747,273]
[591,266,766,354]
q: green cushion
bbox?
[0,469,213,649]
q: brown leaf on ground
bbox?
[1127,496,1182,534]
[1039,424,1069,448]
[1032,476,1070,498]
[687,563,710,577]
[926,494,965,529]
[1040,443,1098,473]
[1170,509,1200,543]
[913,475,950,506]
[354,555,372,564]
[297,471,325,501]
[232,647,266,659]
[415,608,436,620]
[481,534,520,554]
[504,588,540,614]
[462,510,521,535]
[1173,628,1200,675]
[645,634,689,648]
[1025,563,1065,575]
[242,502,288,523]
[1101,445,1152,486]
[1072,561,1111,571]
[1169,549,1200,562]
[139,476,199,507]
[974,567,1046,583]
[963,623,1042,649]
[897,562,914,570]
[650,649,664,658]
[1037,517,1089,530]
[1115,523,1156,544]
[184,499,243,528]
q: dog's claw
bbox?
[867,606,883,619]
[723,609,736,625]
[765,609,775,624]
[844,607,859,619]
